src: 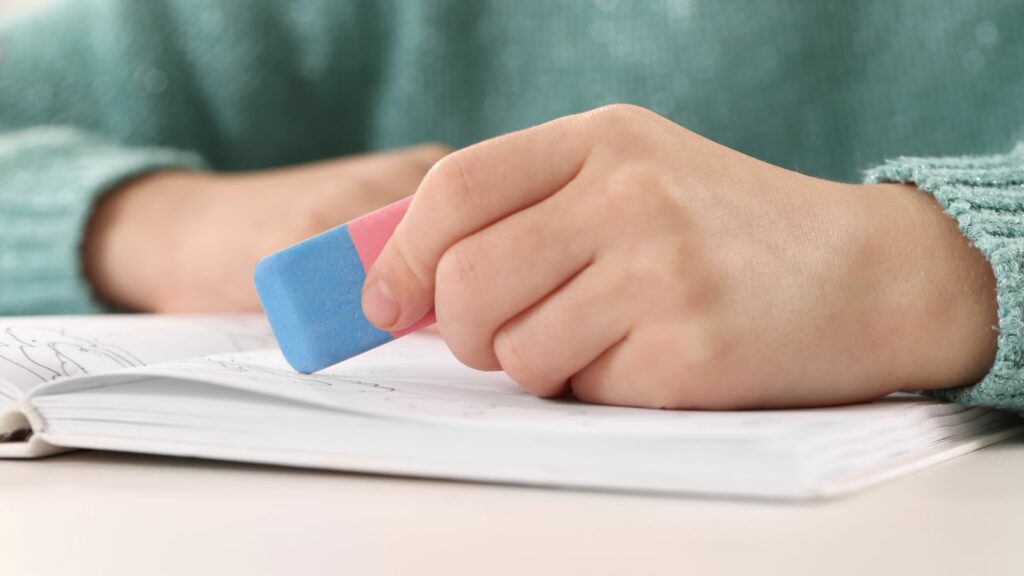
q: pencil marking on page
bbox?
[0,327,145,384]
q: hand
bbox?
[85,144,450,312]
[361,105,998,409]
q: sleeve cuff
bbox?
[0,127,207,314]
[865,143,1024,411]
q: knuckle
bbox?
[572,361,673,409]
[619,235,716,320]
[570,321,747,410]
[676,248,726,320]
[568,371,616,406]
[596,102,652,123]
[422,152,473,209]
[493,327,555,396]
[661,241,715,310]
[612,242,694,311]
[388,232,434,295]
[434,242,487,323]
[677,274,718,319]
[661,322,741,409]
[441,331,497,372]
[436,242,485,295]
[583,324,736,410]
[589,103,662,134]
[605,163,661,200]
[598,163,677,225]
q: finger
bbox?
[362,112,599,331]
[491,257,634,398]
[568,330,680,409]
[435,178,600,371]
[570,322,749,410]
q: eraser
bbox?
[254,196,435,373]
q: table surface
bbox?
[0,438,1021,576]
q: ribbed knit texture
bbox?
[866,145,1024,411]
[2,0,1024,407]
[0,127,205,313]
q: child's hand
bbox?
[85,144,450,313]
[362,105,998,409]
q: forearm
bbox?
[0,2,222,313]
[82,145,449,314]
[0,128,205,315]
[83,171,218,312]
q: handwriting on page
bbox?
[194,357,396,393]
[169,353,596,430]
[157,342,844,436]
[0,316,276,397]
[0,326,145,383]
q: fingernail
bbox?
[363,279,401,329]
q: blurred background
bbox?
[0,0,41,16]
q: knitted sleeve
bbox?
[0,0,375,314]
[0,128,205,314]
[0,2,216,314]
[865,144,1024,412]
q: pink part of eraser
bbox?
[348,196,414,270]
[347,195,436,337]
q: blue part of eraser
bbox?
[254,225,393,373]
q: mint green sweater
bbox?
[2,0,1023,410]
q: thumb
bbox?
[358,196,436,331]
[361,118,593,332]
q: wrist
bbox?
[860,182,998,391]
[83,171,220,311]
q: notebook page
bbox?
[29,331,1022,497]
[0,315,275,401]
[31,332,964,439]
[30,341,1022,498]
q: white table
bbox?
[0,438,1020,576]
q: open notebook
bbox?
[0,315,1019,500]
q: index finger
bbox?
[361,112,597,332]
